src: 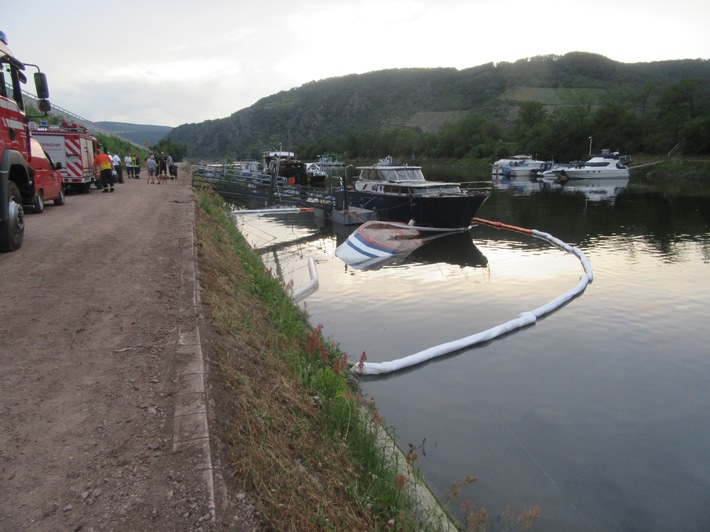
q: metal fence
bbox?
[191,162,336,210]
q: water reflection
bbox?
[491,174,631,204]
[409,230,488,268]
[540,177,630,204]
[492,176,540,196]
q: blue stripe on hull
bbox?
[346,232,399,258]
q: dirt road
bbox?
[0,168,255,530]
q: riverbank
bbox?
[194,187,459,530]
[631,157,710,188]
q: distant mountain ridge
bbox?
[165,52,710,160]
[95,121,172,147]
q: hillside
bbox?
[166,52,710,160]
[95,121,172,147]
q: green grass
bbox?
[195,188,458,530]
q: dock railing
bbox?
[191,161,335,209]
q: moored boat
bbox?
[536,162,580,182]
[263,150,326,187]
[305,162,328,183]
[334,157,489,229]
[491,155,540,179]
[554,150,630,180]
[505,158,552,178]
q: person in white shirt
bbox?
[112,153,124,184]
[124,154,134,178]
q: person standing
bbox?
[158,151,168,178]
[133,154,141,179]
[94,148,115,193]
[113,153,124,184]
[167,153,175,179]
[124,153,134,178]
[146,154,157,184]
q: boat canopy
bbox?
[408,184,462,195]
[359,166,426,182]
[356,181,463,196]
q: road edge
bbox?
[171,189,219,523]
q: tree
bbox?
[516,101,547,131]
[681,115,710,154]
[150,138,187,162]
[589,98,640,152]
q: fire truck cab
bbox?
[0,30,52,251]
[31,121,99,193]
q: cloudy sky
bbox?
[4,0,709,127]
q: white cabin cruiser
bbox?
[492,155,534,178]
[505,159,551,178]
[555,151,630,180]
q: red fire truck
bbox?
[32,121,99,193]
[0,30,52,251]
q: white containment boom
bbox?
[351,218,594,376]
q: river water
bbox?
[232,173,710,531]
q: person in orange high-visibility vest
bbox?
[93,148,115,193]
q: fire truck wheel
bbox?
[0,181,25,251]
[32,193,45,214]
[83,183,92,194]
[54,188,66,206]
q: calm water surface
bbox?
[233,177,710,531]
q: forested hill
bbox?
[95,121,172,147]
[167,52,710,160]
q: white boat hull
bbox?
[556,151,630,180]
[557,167,630,180]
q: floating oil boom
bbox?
[351,218,594,376]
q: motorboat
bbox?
[505,158,551,178]
[491,155,543,179]
[305,162,328,182]
[334,157,489,229]
[492,155,528,178]
[536,162,580,182]
[263,150,325,187]
[335,220,470,271]
[554,150,630,180]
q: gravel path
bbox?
[0,168,259,530]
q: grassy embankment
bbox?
[194,188,461,530]
[629,157,710,194]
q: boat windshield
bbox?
[362,167,425,182]
[377,183,462,195]
[413,184,461,195]
[422,184,461,194]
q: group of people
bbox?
[93,148,175,192]
[145,152,175,184]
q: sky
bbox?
[4,0,709,128]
